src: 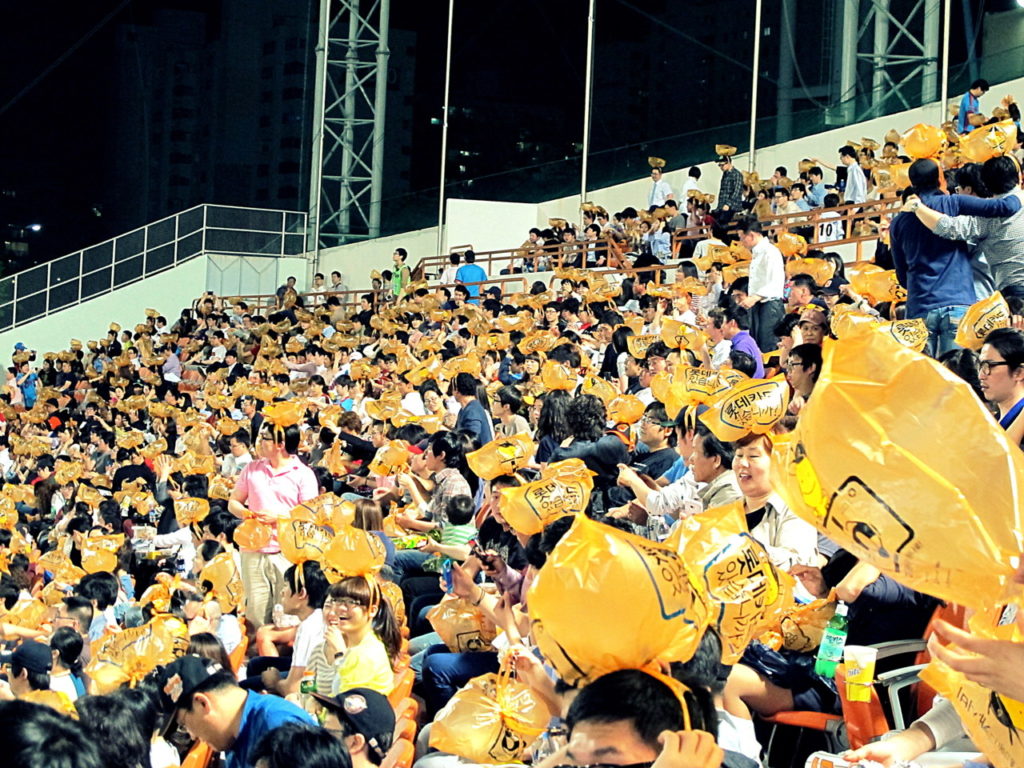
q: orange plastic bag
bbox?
[499,459,594,536]
[626,334,660,359]
[80,534,125,575]
[670,502,794,664]
[466,433,537,481]
[771,330,1024,609]
[901,123,946,159]
[651,367,729,419]
[581,375,618,405]
[776,232,808,258]
[540,360,576,391]
[427,596,498,653]
[322,525,388,580]
[920,609,1024,768]
[759,597,838,652]
[955,291,1010,350]
[528,515,709,687]
[877,318,928,352]
[85,619,178,694]
[430,663,550,764]
[199,552,245,613]
[606,394,646,425]
[848,265,906,304]
[785,256,834,284]
[660,319,707,351]
[174,497,210,528]
[959,119,1018,164]
[699,375,790,443]
[368,440,410,477]
[279,519,334,564]
[234,518,272,551]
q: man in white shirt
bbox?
[221,430,254,477]
[680,166,702,201]
[250,560,328,696]
[840,145,867,205]
[648,167,673,208]
[737,217,786,353]
[396,374,426,416]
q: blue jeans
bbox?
[392,549,430,584]
[924,305,968,358]
[419,645,499,716]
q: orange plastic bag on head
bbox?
[291,493,354,530]
[581,375,618,405]
[322,525,388,580]
[626,334,660,359]
[785,257,834,285]
[427,596,498,653]
[848,266,906,304]
[919,608,1024,768]
[499,459,594,536]
[278,518,333,564]
[528,515,710,687]
[670,502,794,664]
[540,360,576,391]
[771,330,1024,609]
[607,394,645,425]
[81,534,125,574]
[901,123,946,159]
[429,663,550,764]
[699,375,790,443]
[199,552,245,613]
[955,291,1010,350]
[466,433,537,481]
[234,518,272,552]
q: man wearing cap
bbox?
[312,687,395,768]
[736,218,786,354]
[0,640,52,700]
[716,155,744,216]
[162,655,313,768]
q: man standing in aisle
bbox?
[228,421,318,628]
[736,216,785,353]
[649,165,673,208]
[840,146,867,205]
[716,152,744,221]
[957,79,989,134]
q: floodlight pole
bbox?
[581,0,596,208]
[940,0,951,122]
[748,0,762,172]
[436,0,454,257]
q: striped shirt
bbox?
[934,189,1024,291]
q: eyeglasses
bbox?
[324,596,364,610]
[785,360,805,370]
[979,360,1012,375]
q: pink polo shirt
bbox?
[235,457,318,553]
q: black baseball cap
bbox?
[819,276,850,296]
[0,640,52,674]
[311,687,395,761]
[158,655,227,711]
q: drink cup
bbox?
[843,644,878,703]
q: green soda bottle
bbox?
[813,601,848,678]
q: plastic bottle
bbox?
[813,601,849,678]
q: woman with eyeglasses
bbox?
[316,576,402,697]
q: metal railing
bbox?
[0,204,307,333]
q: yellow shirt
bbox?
[333,632,394,696]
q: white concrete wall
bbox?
[0,256,210,356]
[315,227,439,291]
[445,199,539,257]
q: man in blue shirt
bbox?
[721,301,764,378]
[454,250,487,300]
[805,167,828,208]
[161,655,313,768]
[957,79,989,134]
[891,158,1020,357]
[453,372,494,444]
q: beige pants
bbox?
[240,550,291,628]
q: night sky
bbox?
[0,0,978,263]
